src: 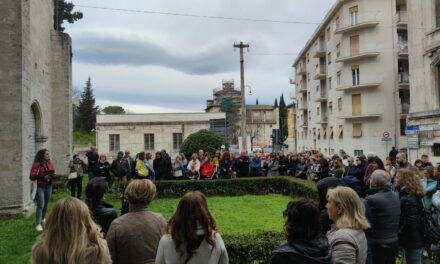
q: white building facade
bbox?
[292,0,409,158]
[96,112,226,159]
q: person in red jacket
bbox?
[29,149,56,232]
[200,156,214,180]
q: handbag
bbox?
[420,199,440,245]
[68,171,78,180]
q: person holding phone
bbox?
[29,149,56,232]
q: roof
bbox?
[96,112,226,124]
[245,105,274,110]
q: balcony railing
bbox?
[396,10,408,24]
[398,72,410,84]
[401,102,410,114]
[397,42,408,54]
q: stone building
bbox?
[0,0,72,215]
[96,112,226,159]
[286,102,297,153]
[292,0,409,158]
[406,0,440,163]
[205,79,279,148]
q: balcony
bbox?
[336,82,381,92]
[335,51,380,63]
[313,66,327,80]
[396,10,408,28]
[335,19,379,35]
[401,102,410,115]
[289,76,295,85]
[312,43,326,58]
[316,116,328,124]
[297,85,307,93]
[296,64,307,76]
[398,72,410,88]
[297,103,308,110]
[338,113,382,120]
[300,123,308,128]
[397,42,408,58]
[314,92,328,102]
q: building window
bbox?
[328,77,332,90]
[338,125,343,138]
[349,6,358,26]
[336,43,341,58]
[308,92,311,101]
[337,71,341,85]
[317,107,320,115]
[437,0,440,27]
[335,16,340,31]
[173,133,183,149]
[353,123,362,137]
[309,111,311,120]
[350,35,359,55]
[316,85,319,91]
[328,52,332,64]
[307,53,310,63]
[144,133,154,150]
[352,65,360,85]
[338,98,342,111]
[326,27,331,41]
[330,127,334,139]
[308,73,310,82]
[400,118,407,136]
[109,134,120,152]
[433,144,440,156]
[354,149,364,156]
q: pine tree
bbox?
[279,94,288,142]
[54,0,83,32]
[76,77,99,133]
[256,98,259,105]
[274,98,278,108]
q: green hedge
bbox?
[154,176,318,200]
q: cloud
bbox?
[73,32,238,75]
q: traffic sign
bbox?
[383,132,390,138]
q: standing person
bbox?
[95,154,110,183]
[278,151,288,176]
[198,149,205,162]
[421,166,437,210]
[287,154,299,176]
[414,159,425,178]
[29,149,56,232]
[396,153,410,171]
[219,145,226,159]
[68,154,85,199]
[230,152,238,178]
[161,149,173,180]
[153,152,167,181]
[186,164,200,180]
[343,157,356,177]
[155,191,229,264]
[364,157,385,189]
[180,153,188,171]
[331,158,345,178]
[110,151,129,195]
[135,152,148,179]
[319,157,330,179]
[187,154,201,173]
[145,152,155,180]
[250,152,262,177]
[270,199,332,264]
[237,150,250,177]
[389,147,398,160]
[85,177,117,235]
[268,153,280,176]
[124,150,135,181]
[384,156,398,183]
[200,156,214,180]
[172,155,185,180]
[326,186,369,264]
[396,169,426,264]
[364,170,401,264]
[421,154,433,169]
[317,177,344,235]
[295,156,308,179]
[31,197,112,264]
[86,147,99,180]
[107,180,167,264]
[219,151,233,179]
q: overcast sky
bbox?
[66,0,337,113]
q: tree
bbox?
[101,106,126,115]
[278,94,288,142]
[179,130,226,160]
[54,0,83,32]
[256,98,259,105]
[76,77,99,133]
[221,97,240,144]
[274,98,278,108]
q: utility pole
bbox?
[234,41,249,151]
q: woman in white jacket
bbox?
[155,191,228,264]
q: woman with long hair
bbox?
[156,191,228,264]
[95,154,110,183]
[267,153,280,176]
[219,151,232,179]
[270,198,331,264]
[173,154,185,180]
[326,186,370,264]
[136,152,148,179]
[331,158,345,178]
[396,169,426,264]
[154,152,167,180]
[85,177,117,235]
[31,197,111,264]
[29,149,56,232]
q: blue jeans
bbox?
[404,247,423,264]
[36,185,52,225]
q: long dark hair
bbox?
[284,198,321,242]
[34,149,48,163]
[85,177,108,207]
[167,191,217,261]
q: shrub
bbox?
[179,129,226,159]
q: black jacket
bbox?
[110,158,129,177]
[398,188,425,248]
[90,201,117,235]
[270,239,332,264]
[86,151,99,168]
[317,177,344,234]
[288,159,298,176]
[95,161,110,180]
[365,187,400,244]
[153,158,167,180]
[278,156,288,175]
[343,165,356,177]
[236,156,250,177]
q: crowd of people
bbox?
[29,145,440,264]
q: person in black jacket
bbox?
[277,151,289,176]
[343,157,356,177]
[270,198,332,264]
[219,151,233,179]
[95,154,110,183]
[86,147,99,180]
[153,152,167,180]
[364,170,401,264]
[85,177,117,236]
[111,151,129,195]
[396,168,426,264]
[287,154,299,176]
[316,177,344,235]
[161,149,173,180]
[351,156,367,182]
[236,150,250,177]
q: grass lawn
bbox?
[0,184,291,264]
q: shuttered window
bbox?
[350,6,359,25]
[173,133,183,149]
[350,35,359,55]
[353,123,362,137]
[144,133,154,150]
[352,94,362,116]
[436,0,440,27]
[109,134,120,152]
[338,98,342,111]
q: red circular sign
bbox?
[383,132,390,138]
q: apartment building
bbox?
[406,0,440,163]
[292,0,409,158]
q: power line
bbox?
[74,4,320,25]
